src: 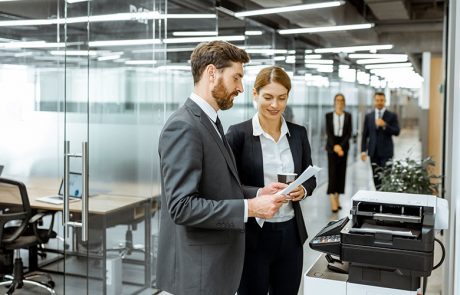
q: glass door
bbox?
[63,0,164,293]
[62,0,91,293]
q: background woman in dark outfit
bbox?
[325,93,352,212]
[226,66,316,295]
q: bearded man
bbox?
[156,41,288,295]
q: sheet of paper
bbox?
[276,165,321,196]
[256,165,322,227]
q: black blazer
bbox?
[361,110,400,158]
[226,119,316,246]
[325,111,352,153]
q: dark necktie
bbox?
[215,117,239,181]
[215,117,232,153]
[378,110,382,119]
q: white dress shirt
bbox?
[189,92,249,222]
[252,113,295,223]
[333,112,344,137]
[375,108,386,121]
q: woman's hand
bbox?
[289,186,305,202]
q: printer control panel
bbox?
[309,217,349,257]
[311,234,341,245]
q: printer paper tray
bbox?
[349,223,420,238]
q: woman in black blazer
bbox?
[226,67,316,295]
[325,93,352,212]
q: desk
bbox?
[0,184,157,295]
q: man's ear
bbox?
[206,64,216,81]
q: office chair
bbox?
[106,195,159,259]
[106,223,145,258]
[0,177,55,295]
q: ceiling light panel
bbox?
[88,39,162,47]
[279,23,374,35]
[245,31,263,36]
[125,60,157,65]
[314,44,393,53]
[305,59,333,64]
[0,12,215,27]
[348,54,408,59]
[163,35,245,44]
[365,62,412,69]
[234,1,344,18]
[357,57,408,64]
[172,31,217,36]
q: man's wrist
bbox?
[244,199,249,221]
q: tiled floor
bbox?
[2,128,443,295]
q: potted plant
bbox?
[376,156,442,195]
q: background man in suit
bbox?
[361,92,400,189]
[157,41,288,295]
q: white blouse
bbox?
[252,113,295,223]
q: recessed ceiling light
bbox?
[348,53,408,59]
[172,31,217,37]
[235,1,344,18]
[314,44,393,53]
[365,62,412,69]
[357,56,408,64]
[279,23,374,35]
[163,35,245,44]
[125,60,157,65]
[245,30,263,36]
[305,59,333,64]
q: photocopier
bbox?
[305,190,449,295]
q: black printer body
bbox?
[310,190,448,291]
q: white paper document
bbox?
[256,165,322,227]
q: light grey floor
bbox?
[2,128,443,295]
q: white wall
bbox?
[444,0,460,294]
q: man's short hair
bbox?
[190,41,250,84]
[374,91,385,97]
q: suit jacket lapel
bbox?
[370,111,377,133]
[185,99,241,185]
[287,133,301,174]
[201,117,241,185]
[250,134,265,187]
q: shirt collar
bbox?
[252,113,290,137]
[333,112,344,117]
[375,107,386,114]
[190,92,218,123]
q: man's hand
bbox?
[375,118,386,128]
[361,152,367,161]
[333,144,341,153]
[334,144,344,156]
[259,182,287,195]
[248,194,288,219]
[289,186,305,202]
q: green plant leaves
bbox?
[376,156,442,195]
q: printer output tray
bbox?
[341,222,434,252]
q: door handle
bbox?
[63,141,89,242]
[81,141,89,242]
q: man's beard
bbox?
[212,78,238,110]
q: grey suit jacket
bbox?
[156,98,259,295]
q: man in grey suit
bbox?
[157,41,288,295]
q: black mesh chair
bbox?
[0,177,55,294]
